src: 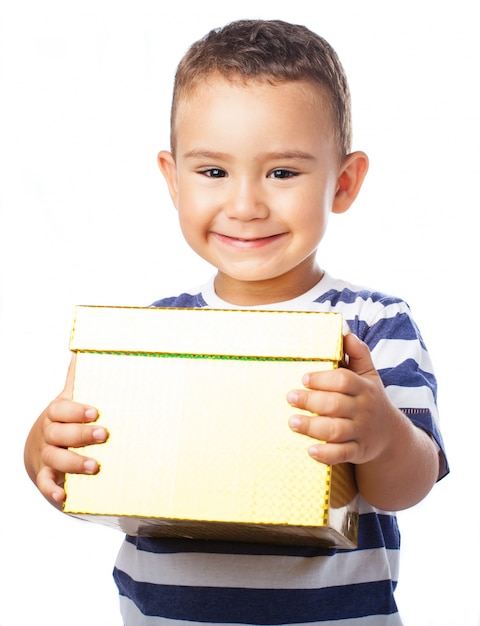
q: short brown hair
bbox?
[170,19,352,159]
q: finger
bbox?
[47,398,99,424]
[287,387,355,418]
[343,333,376,377]
[36,466,66,505]
[307,441,360,465]
[42,444,100,476]
[299,367,364,399]
[289,413,355,444]
[45,421,108,448]
[62,353,77,397]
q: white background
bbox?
[0,1,478,624]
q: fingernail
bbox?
[92,427,107,442]
[84,408,98,421]
[287,391,298,405]
[289,415,301,431]
[83,459,97,474]
[51,489,64,503]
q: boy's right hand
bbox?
[24,355,108,508]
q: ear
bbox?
[332,151,369,215]
[157,150,179,208]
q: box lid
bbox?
[70,306,343,360]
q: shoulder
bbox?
[315,275,431,367]
[317,275,413,334]
[318,274,408,312]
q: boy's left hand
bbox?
[287,332,396,467]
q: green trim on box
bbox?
[80,350,329,362]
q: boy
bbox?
[24,19,448,625]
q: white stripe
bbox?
[115,540,399,590]
[338,297,411,326]
[386,385,438,420]
[119,595,404,626]
[371,338,434,373]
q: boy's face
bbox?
[160,76,365,305]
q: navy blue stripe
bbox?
[125,512,399,556]
[114,569,398,623]
[358,512,400,550]
[378,358,437,394]
[151,293,207,308]
[347,313,426,352]
[315,287,403,308]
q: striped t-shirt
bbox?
[113,272,448,625]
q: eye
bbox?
[268,169,299,179]
[200,167,227,178]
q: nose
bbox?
[224,176,269,221]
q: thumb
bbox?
[61,353,77,398]
[343,333,376,377]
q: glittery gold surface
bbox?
[64,306,358,547]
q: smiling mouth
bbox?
[212,232,287,248]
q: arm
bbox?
[287,332,440,511]
[24,354,108,508]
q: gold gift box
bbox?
[64,306,358,548]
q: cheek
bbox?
[176,183,211,221]
[297,203,330,238]
[177,209,195,237]
[177,206,208,249]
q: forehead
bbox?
[172,76,336,153]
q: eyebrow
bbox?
[182,149,230,162]
[261,150,316,162]
[182,149,316,162]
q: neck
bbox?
[214,262,324,306]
